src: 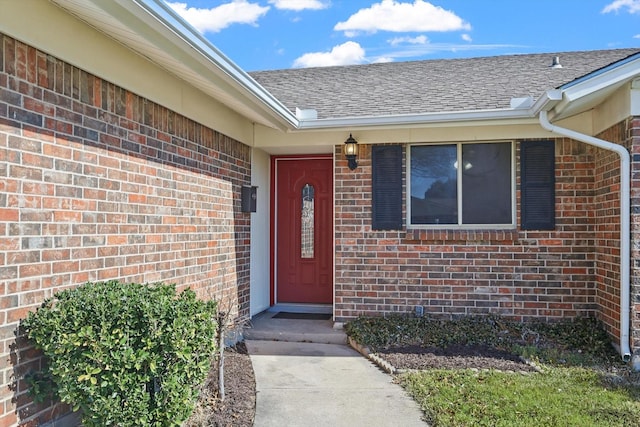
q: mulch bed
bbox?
[375,344,538,372]
[185,343,256,427]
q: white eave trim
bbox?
[550,53,640,115]
[561,52,640,99]
[294,88,566,130]
[296,107,540,130]
[132,0,299,128]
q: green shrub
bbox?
[22,281,218,426]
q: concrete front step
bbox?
[244,311,347,345]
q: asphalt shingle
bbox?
[249,49,640,120]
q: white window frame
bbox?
[407,141,516,229]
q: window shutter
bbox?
[521,140,555,230]
[372,145,403,230]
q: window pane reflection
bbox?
[301,184,315,258]
[410,145,458,225]
[461,143,512,224]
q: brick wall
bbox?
[0,34,251,426]
[334,138,609,324]
[593,122,628,345]
[630,117,640,354]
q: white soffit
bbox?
[50,0,297,131]
[632,78,640,115]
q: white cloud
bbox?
[334,0,471,35]
[167,1,269,33]
[602,0,640,14]
[461,33,472,42]
[293,41,366,67]
[293,40,522,68]
[388,35,428,46]
[268,0,330,11]
[374,42,521,62]
[634,34,640,38]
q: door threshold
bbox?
[268,303,332,314]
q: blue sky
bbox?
[166,0,640,71]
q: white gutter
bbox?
[294,90,563,131]
[297,106,537,130]
[562,54,640,97]
[538,110,632,363]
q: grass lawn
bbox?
[401,367,640,427]
[346,315,640,427]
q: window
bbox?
[409,142,514,227]
[301,184,315,258]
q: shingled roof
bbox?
[250,48,640,120]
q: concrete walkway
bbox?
[244,312,427,427]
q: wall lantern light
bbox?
[343,133,358,170]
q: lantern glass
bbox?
[344,141,358,156]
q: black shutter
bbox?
[372,145,403,230]
[521,140,555,230]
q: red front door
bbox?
[274,157,333,304]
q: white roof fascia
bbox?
[133,0,299,128]
[293,89,570,132]
[562,52,640,95]
[295,107,539,130]
[550,53,640,116]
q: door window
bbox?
[301,184,315,258]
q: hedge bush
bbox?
[22,281,218,426]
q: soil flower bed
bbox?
[185,343,256,427]
[346,315,640,427]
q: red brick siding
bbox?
[630,116,640,353]
[0,34,251,425]
[593,122,628,344]
[335,139,602,323]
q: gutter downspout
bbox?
[538,110,632,363]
